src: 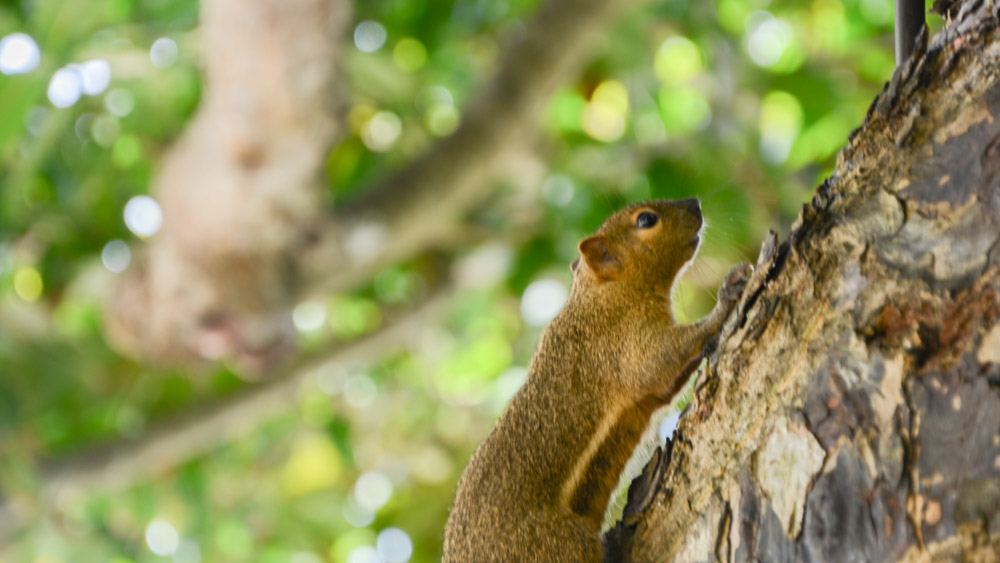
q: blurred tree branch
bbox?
[106,0,650,370]
[8,0,652,539]
[1,289,452,541]
[107,0,349,369]
[310,0,650,293]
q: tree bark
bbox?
[609,1,1000,560]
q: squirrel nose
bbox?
[675,197,701,218]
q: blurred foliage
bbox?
[0,0,925,561]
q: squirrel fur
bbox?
[443,199,749,562]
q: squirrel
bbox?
[443,198,750,562]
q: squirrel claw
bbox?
[719,263,751,305]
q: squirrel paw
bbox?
[718,263,752,306]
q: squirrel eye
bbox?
[635,212,659,229]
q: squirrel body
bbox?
[443,199,748,562]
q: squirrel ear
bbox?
[578,235,624,281]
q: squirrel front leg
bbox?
[646,263,751,397]
[689,262,752,351]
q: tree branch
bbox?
[305,0,651,294]
[106,0,350,368]
[1,290,452,540]
[107,0,652,368]
[19,0,650,533]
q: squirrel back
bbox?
[443,199,747,561]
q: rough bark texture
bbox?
[609,1,1000,560]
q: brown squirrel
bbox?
[443,199,749,562]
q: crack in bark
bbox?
[901,374,926,550]
[715,501,732,562]
[883,187,911,236]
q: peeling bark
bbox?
[609,2,1000,560]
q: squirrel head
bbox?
[572,199,704,294]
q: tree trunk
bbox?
[609,2,1000,560]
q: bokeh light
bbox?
[343,495,376,527]
[333,530,378,563]
[453,242,513,289]
[354,471,393,512]
[758,90,803,165]
[13,267,43,302]
[101,239,132,273]
[377,528,413,563]
[520,279,568,327]
[0,32,40,75]
[80,59,112,95]
[344,221,388,261]
[124,195,164,238]
[293,300,328,333]
[150,37,179,69]
[393,37,427,72]
[583,79,628,142]
[426,104,460,136]
[280,434,342,496]
[105,88,136,118]
[344,373,377,408]
[746,12,794,68]
[354,20,387,53]
[542,174,575,207]
[112,134,142,168]
[415,85,461,135]
[361,110,402,151]
[48,67,83,108]
[329,296,382,338]
[145,519,181,556]
[654,36,702,85]
[657,86,712,133]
